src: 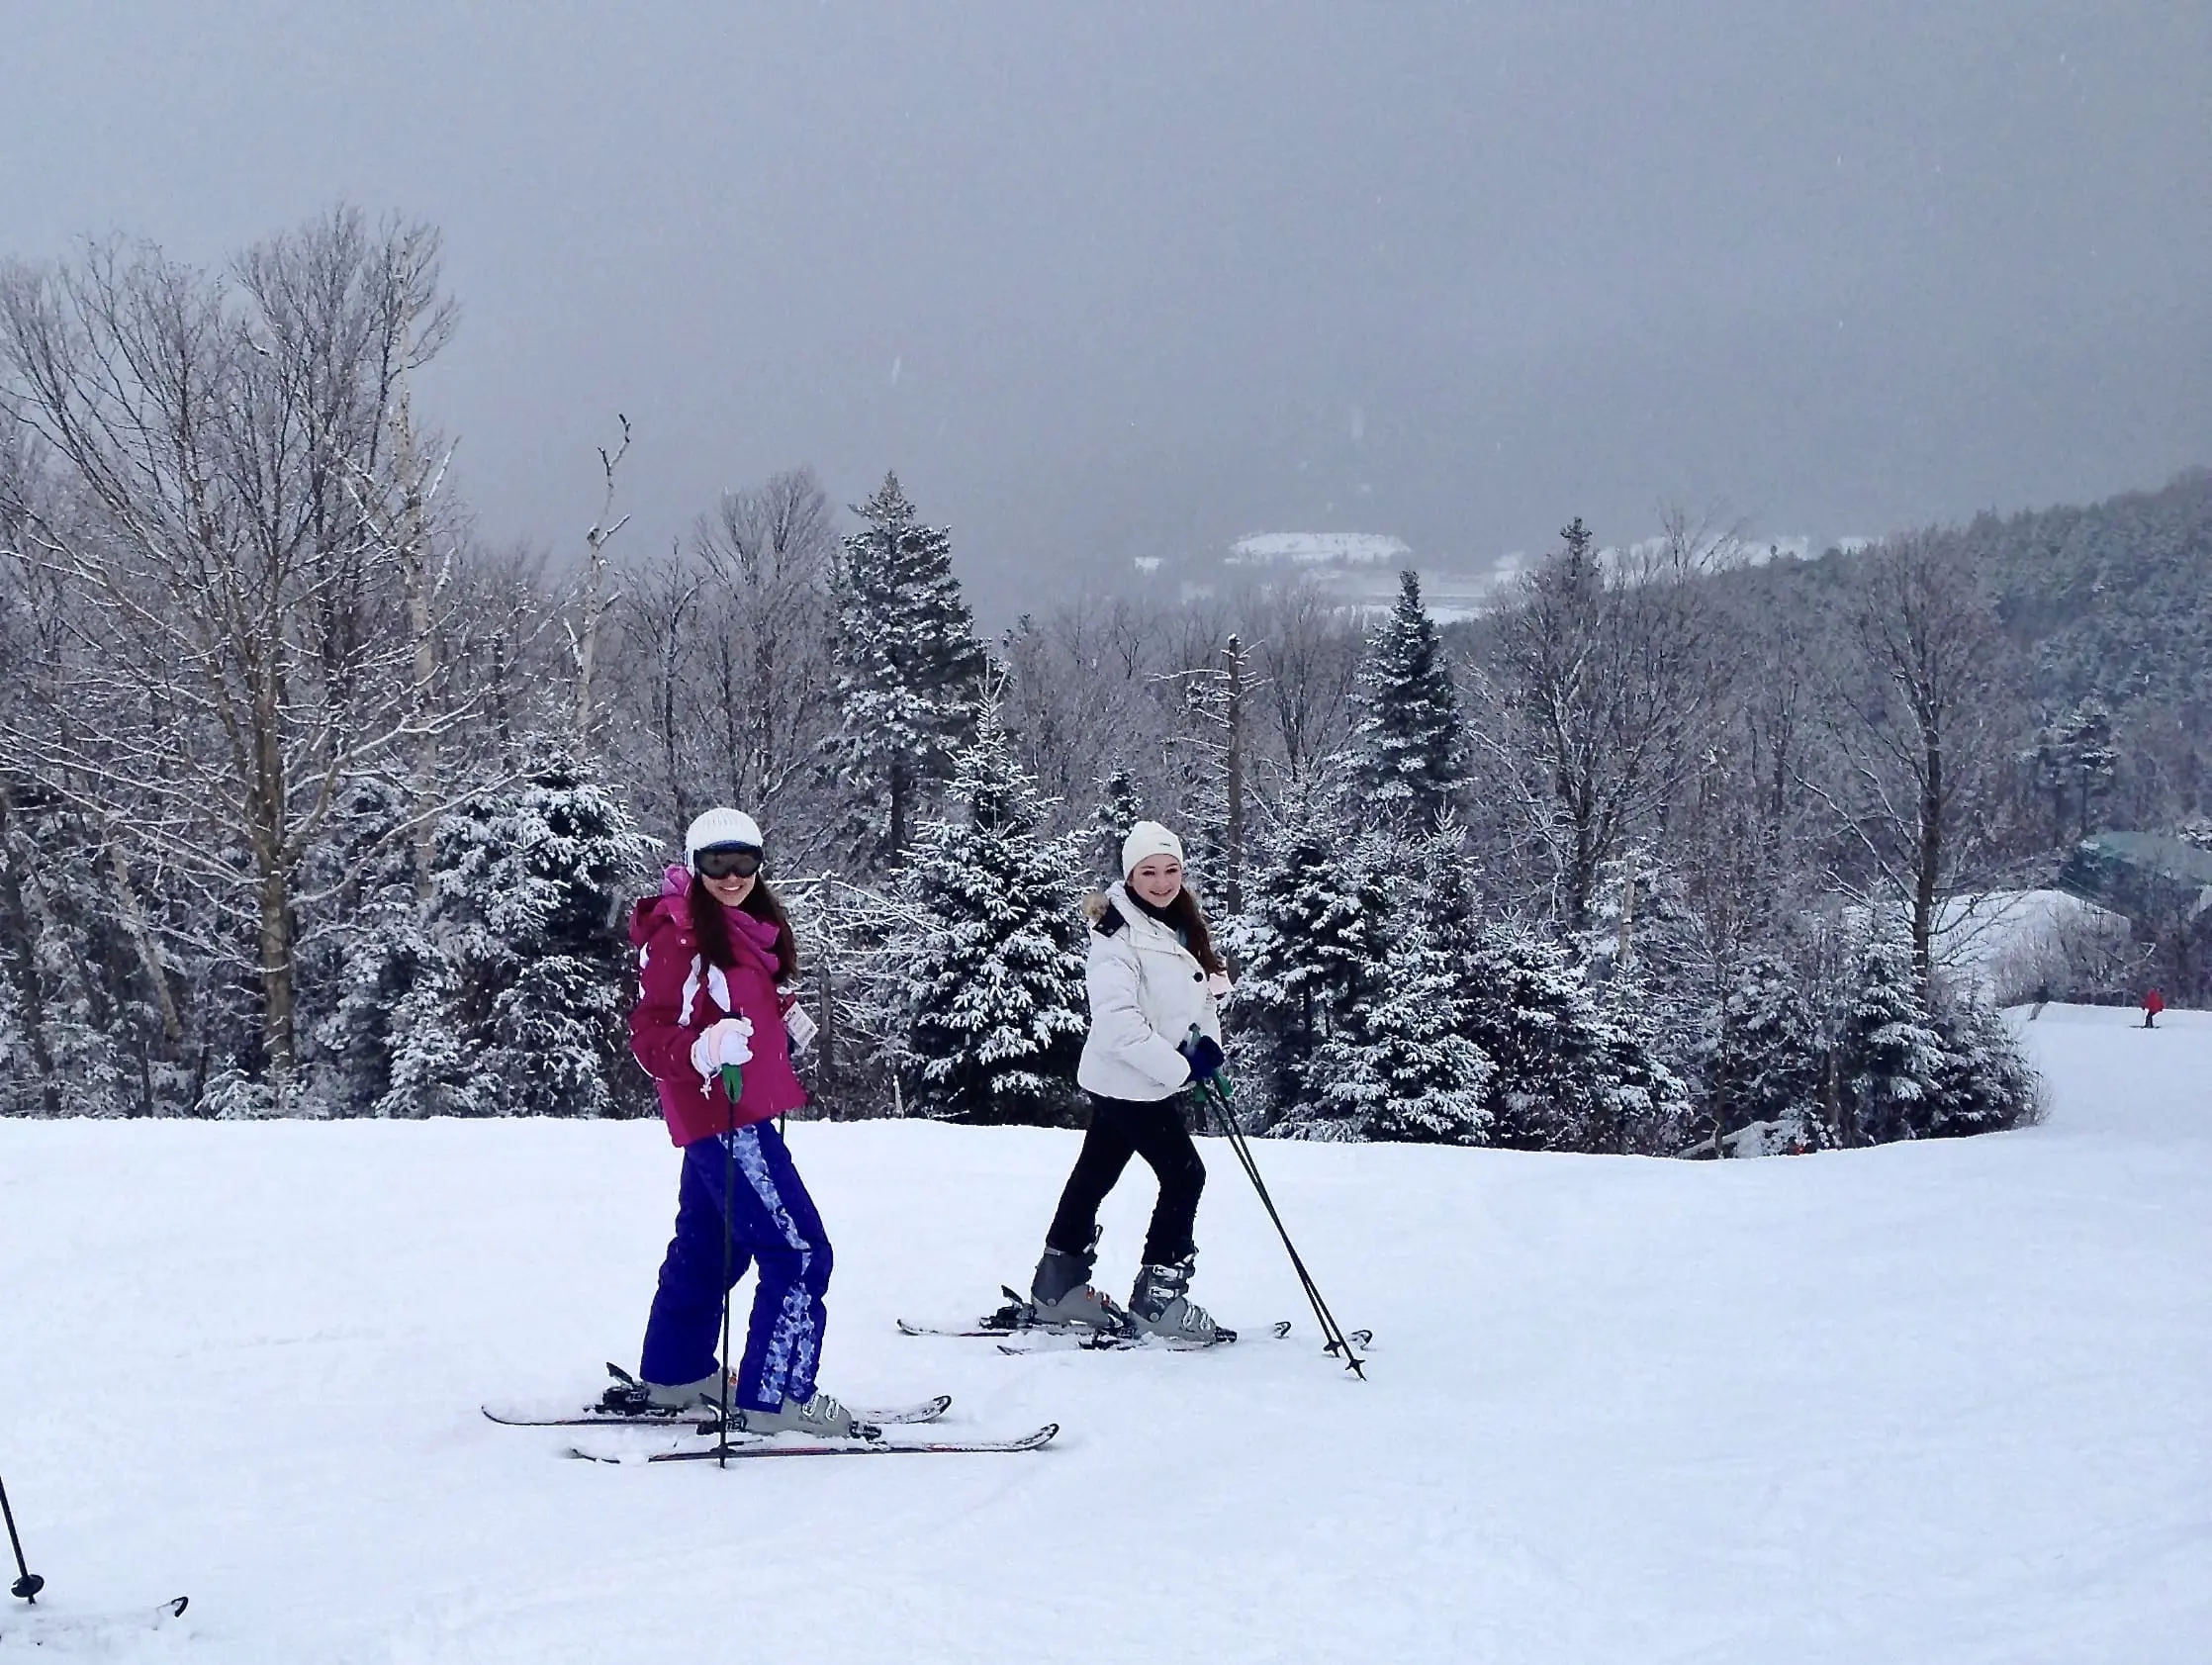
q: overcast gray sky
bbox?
[9,1,2208,607]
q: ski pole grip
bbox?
[718,1063,745,1104]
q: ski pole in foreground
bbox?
[2,1468,45,1603]
[715,1061,745,1468]
[1186,1046,1366,1377]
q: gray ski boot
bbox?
[1127,1253,1233,1344]
[642,1366,734,1411]
[1029,1231,1127,1332]
[735,1390,873,1439]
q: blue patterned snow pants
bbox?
[639,1121,833,1411]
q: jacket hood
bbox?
[1084,880,1179,938]
[629,864,695,948]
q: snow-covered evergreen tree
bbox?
[2033,696,2119,846]
[382,747,654,1120]
[1589,961,1695,1154]
[1702,954,1829,1154]
[1092,762,1148,879]
[1460,922,1615,1151]
[1410,810,1483,967]
[1292,912,1494,1145]
[1281,815,1494,1144]
[828,473,989,867]
[0,790,161,1117]
[1230,798,1390,1124]
[1351,570,1465,826]
[900,712,1088,1127]
[1929,996,2042,1137]
[302,777,433,1117]
[1839,937,1948,1144]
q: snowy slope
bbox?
[1,1006,2207,1662]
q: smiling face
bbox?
[1128,853,1183,907]
[701,868,755,908]
[693,843,763,908]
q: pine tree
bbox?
[1461,922,1612,1151]
[2034,696,2120,846]
[1703,955,1828,1154]
[1929,997,2042,1137]
[1093,762,1148,879]
[1351,570,1465,826]
[828,473,989,866]
[383,747,655,1120]
[1413,810,1484,969]
[1231,800,1391,1124]
[1294,914,1494,1145]
[1839,937,1948,1144]
[0,787,166,1117]
[302,777,434,1116]
[900,712,1089,1126]
[1590,962,1694,1154]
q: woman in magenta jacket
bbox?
[626,806,857,1437]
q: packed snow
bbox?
[2,1005,2206,1662]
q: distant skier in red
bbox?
[2143,988,2166,1029]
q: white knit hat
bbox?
[1120,820,1183,878]
[686,807,764,865]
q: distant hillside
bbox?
[1970,467,2212,716]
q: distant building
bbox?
[1227,532,1413,568]
[2061,833,2212,924]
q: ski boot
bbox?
[619,1365,737,1415]
[1127,1253,1233,1344]
[735,1390,876,1440]
[1029,1229,1127,1332]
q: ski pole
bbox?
[1,1469,45,1603]
[1206,1084,1360,1372]
[715,1062,745,1467]
[1184,1032,1353,1359]
[1203,1080,1365,1376]
[1184,1044,1366,1377]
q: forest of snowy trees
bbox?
[5,210,2205,1150]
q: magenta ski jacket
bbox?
[628,865,807,1147]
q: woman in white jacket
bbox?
[1029,821,1234,1341]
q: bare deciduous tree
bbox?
[0,209,467,1086]
[1813,532,2015,994]
[1469,512,1727,932]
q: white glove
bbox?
[784,1003,819,1056]
[690,1016,754,1076]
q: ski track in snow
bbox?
[1,1006,2207,1662]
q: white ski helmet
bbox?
[685,807,764,866]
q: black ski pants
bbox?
[1047,1091,1206,1268]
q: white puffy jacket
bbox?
[1074,882,1226,1103]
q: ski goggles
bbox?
[693,845,764,879]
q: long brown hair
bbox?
[1126,881,1225,977]
[689,874,799,982]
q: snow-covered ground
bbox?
[3,1005,2207,1662]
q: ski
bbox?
[995,1319,1296,1354]
[566,1425,1059,1464]
[896,1287,1215,1342]
[0,1595,188,1644]
[483,1362,952,1430]
[484,1392,952,1431]
[896,1318,1033,1340]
